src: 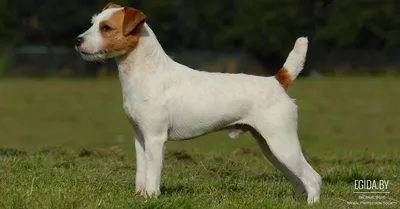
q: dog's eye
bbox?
[101,25,112,32]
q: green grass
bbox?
[0,76,399,208]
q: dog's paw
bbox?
[135,187,146,197]
[144,189,161,199]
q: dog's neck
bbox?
[115,23,171,77]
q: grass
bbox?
[0,76,399,208]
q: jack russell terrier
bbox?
[75,3,322,204]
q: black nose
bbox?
[75,37,83,47]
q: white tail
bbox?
[275,37,308,90]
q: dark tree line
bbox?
[1,0,399,68]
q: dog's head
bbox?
[75,3,147,61]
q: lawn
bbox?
[0,76,399,208]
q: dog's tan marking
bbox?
[99,8,146,55]
[274,67,291,91]
[103,2,122,10]
[122,8,147,36]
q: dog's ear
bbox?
[122,7,147,36]
[103,2,122,11]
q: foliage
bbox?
[314,0,400,49]
[0,0,399,67]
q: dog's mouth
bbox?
[78,49,106,56]
[76,49,108,62]
[76,47,127,62]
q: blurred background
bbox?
[1,0,399,77]
[0,0,399,156]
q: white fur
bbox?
[77,9,322,205]
[76,8,125,61]
[283,37,309,80]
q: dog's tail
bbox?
[274,37,308,91]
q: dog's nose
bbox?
[75,37,84,47]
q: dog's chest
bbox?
[120,79,167,129]
[121,89,151,124]
[120,82,148,122]
[122,97,139,124]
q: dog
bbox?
[75,3,322,204]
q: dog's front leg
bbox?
[143,133,167,197]
[134,130,146,195]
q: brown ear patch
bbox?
[103,2,122,11]
[274,67,291,91]
[99,8,146,54]
[122,8,147,36]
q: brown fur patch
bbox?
[274,67,292,91]
[100,8,146,54]
[122,8,147,36]
[103,2,122,10]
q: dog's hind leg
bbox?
[250,101,322,204]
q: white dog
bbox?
[75,3,322,204]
